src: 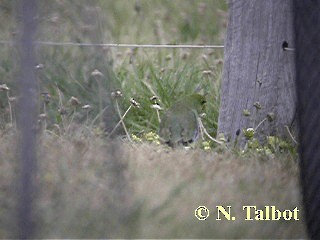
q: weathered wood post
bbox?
[218,0,295,145]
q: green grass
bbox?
[0,0,225,138]
[0,0,306,238]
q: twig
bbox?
[43,102,47,131]
[151,104,162,124]
[109,105,132,137]
[255,117,267,131]
[6,91,13,127]
[285,125,298,145]
[156,109,161,124]
[199,118,205,140]
[111,100,131,141]
[56,85,63,108]
[56,86,66,130]
[197,117,225,145]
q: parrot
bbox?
[159,94,206,147]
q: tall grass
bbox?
[0,0,226,139]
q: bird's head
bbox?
[184,94,206,113]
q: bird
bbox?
[159,94,206,147]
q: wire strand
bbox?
[0,40,224,49]
[0,40,296,51]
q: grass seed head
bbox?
[35,63,44,69]
[202,70,212,76]
[82,104,91,110]
[202,54,208,61]
[243,128,255,140]
[150,95,160,104]
[8,97,16,103]
[199,112,206,118]
[243,109,251,117]
[215,59,223,65]
[151,103,162,111]
[111,89,123,98]
[181,52,190,60]
[165,55,172,61]
[253,102,262,110]
[58,107,67,115]
[267,112,275,122]
[0,84,9,91]
[130,98,140,108]
[39,113,47,120]
[69,96,81,106]
[53,123,60,131]
[91,69,103,77]
[41,92,51,104]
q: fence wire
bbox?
[294,0,320,239]
[0,40,224,49]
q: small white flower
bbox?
[151,104,162,110]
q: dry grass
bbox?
[0,131,306,238]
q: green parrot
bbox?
[159,94,206,147]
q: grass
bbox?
[0,133,306,238]
[0,0,307,238]
[0,0,225,137]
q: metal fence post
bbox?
[17,0,38,238]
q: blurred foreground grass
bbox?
[0,132,306,238]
